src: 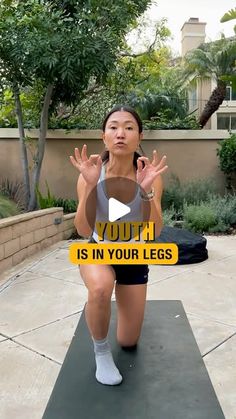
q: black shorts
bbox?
[88,237,149,285]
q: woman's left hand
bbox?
[136,151,168,192]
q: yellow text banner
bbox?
[69,243,178,265]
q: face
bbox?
[103,111,143,155]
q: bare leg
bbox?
[80,264,122,385]
[115,283,147,347]
[80,264,115,339]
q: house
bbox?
[181,17,236,130]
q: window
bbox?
[225,84,236,101]
[188,87,197,110]
[225,86,232,101]
[217,113,236,130]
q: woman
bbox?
[70,105,168,386]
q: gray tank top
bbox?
[92,165,144,243]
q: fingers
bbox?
[137,153,168,178]
[69,155,78,168]
[89,154,100,164]
[150,151,166,169]
[138,153,167,171]
[69,146,102,170]
[97,155,103,170]
[137,158,143,173]
[151,150,158,166]
[73,145,88,164]
[70,147,84,170]
[81,144,88,161]
[74,147,82,163]
[155,155,167,171]
[89,155,103,169]
[137,156,150,167]
[156,165,168,175]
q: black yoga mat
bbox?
[43,300,225,419]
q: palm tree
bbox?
[124,68,189,122]
[183,37,236,128]
[221,8,236,33]
[127,89,188,121]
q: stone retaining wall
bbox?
[0,208,76,274]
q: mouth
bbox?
[115,141,126,146]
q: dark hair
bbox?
[101,105,145,168]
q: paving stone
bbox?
[204,335,236,419]
[186,313,236,355]
[147,270,236,326]
[15,313,81,364]
[0,274,87,336]
[0,339,60,419]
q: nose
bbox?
[116,127,125,138]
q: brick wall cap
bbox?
[0,208,63,229]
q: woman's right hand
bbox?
[70,144,102,186]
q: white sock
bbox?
[92,336,123,385]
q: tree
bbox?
[217,133,236,192]
[10,17,172,131]
[221,8,236,33]
[183,37,236,128]
[47,48,190,130]
[124,65,189,121]
[0,0,152,210]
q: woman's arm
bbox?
[70,145,102,238]
[136,151,167,238]
[141,175,164,238]
[74,175,97,238]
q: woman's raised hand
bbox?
[70,144,102,186]
[136,150,168,192]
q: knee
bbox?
[88,285,111,305]
[121,343,138,352]
[117,337,139,348]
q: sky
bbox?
[127,0,236,56]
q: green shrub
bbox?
[182,178,217,206]
[143,114,200,130]
[208,194,236,231]
[183,203,217,233]
[217,133,236,191]
[162,176,217,214]
[36,182,77,214]
[36,182,55,209]
[53,197,77,214]
[182,193,236,233]
[163,206,176,227]
[0,194,21,218]
[162,175,183,212]
[0,178,26,210]
[208,222,229,234]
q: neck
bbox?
[106,154,135,177]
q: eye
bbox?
[110,126,117,130]
[126,126,133,130]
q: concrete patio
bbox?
[0,235,235,419]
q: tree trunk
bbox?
[28,84,54,211]
[199,80,226,128]
[13,83,31,209]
